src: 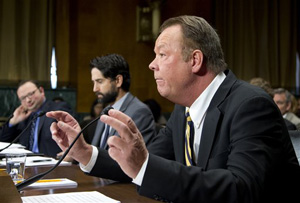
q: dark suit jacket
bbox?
[90,93,156,148]
[0,100,74,158]
[88,70,300,202]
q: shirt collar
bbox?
[112,92,129,110]
[188,72,226,128]
[32,98,46,115]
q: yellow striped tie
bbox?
[185,109,195,166]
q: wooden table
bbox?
[19,164,158,202]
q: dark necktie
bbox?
[100,125,110,149]
[185,109,195,166]
[29,114,38,151]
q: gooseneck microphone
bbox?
[0,111,46,152]
[16,106,114,191]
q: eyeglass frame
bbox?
[19,88,39,102]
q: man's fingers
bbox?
[107,136,127,162]
[50,123,62,141]
[46,111,70,121]
[47,111,79,128]
[100,109,139,136]
[107,136,127,151]
[109,109,138,133]
[50,122,65,147]
[56,121,78,138]
[50,122,59,137]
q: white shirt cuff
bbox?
[132,153,149,186]
[80,145,99,173]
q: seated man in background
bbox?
[48,16,300,202]
[249,77,296,130]
[57,54,156,162]
[273,87,300,129]
[0,80,74,158]
[88,54,156,149]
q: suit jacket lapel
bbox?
[197,70,237,169]
[36,100,50,138]
[92,121,105,146]
[101,93,134,149]
[178,107,186,164]
[119,93,134,113]
[168,105,186,164]
[197,108,221,168]
[37,114,45,135]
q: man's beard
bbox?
[97,87,118,105]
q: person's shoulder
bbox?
[131,97,151,111]
[230,78,273,101]
[215,77,275,114]
[126,93,148,108]
[218,70,272,102]
[124,95,154,117]
[284,118,297,130]
[287,112,300,124]
[286,112,300,119]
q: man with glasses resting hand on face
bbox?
[0,80,74,158]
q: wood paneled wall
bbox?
[55,0,212,113]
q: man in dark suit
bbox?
[0,80,74,158]
[48,16,300,202]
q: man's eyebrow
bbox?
[154,44,165,53]
[157,44,166,49]
[93,78,103,81]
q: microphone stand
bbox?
[0,111,46,152]
[16,106,113,191]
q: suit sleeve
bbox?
[88,148,131,182]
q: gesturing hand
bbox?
[100,109,148,179]
[47,111,92,165]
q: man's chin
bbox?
[27,106,37,112]
[97,98,104,103]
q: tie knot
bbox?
[186,109,192,121]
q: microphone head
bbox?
[101,106,114,116]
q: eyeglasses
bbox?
[19,88,38,101]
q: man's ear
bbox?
[39,86,45,94]
[115,75,123,88]
[286,102,292,111]
[191,50,204,74]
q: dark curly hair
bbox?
[89,54,131,91]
